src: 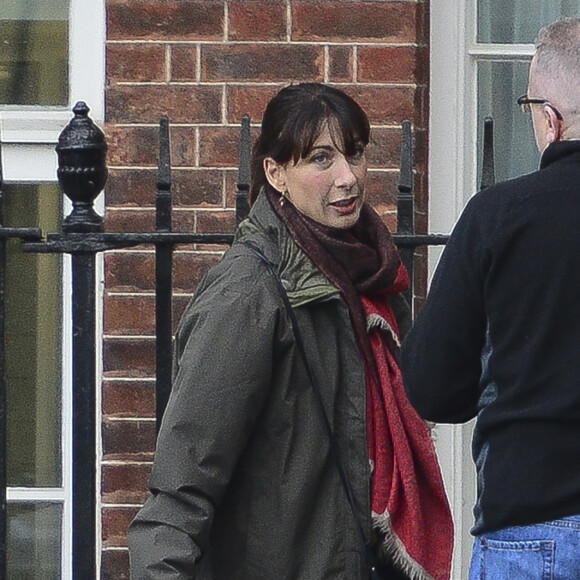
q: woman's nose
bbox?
[334,155,357,188]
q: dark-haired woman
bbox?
[128,83,453,580]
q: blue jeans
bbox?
[469,515,580,579]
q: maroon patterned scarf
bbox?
[266,188,453,580]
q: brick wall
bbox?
[101,1,429,577]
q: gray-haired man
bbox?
[402,17,580,579]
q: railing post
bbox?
[155,116,173,432]
[396,120,415,312]
[55,101,107,580]
[236,115,251,225]
[480,116,496,190]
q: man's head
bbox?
[527,17,580,152]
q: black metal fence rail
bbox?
[0,102,495,579]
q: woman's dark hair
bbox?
[250,83,371,204]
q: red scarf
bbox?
[364,291,453,579]
[266,188,453,579]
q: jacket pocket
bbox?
[478,539,555,580]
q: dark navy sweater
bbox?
[401,140,580,535]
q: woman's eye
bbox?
[311,153,331,164]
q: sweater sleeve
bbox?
[401,195,488,423]
[128,253,282,579]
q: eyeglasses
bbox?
[517,95,563,120]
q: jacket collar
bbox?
[540,139,580,170]
[235,191,340,307]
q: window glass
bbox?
[478,0,580,44]
[477,61,540,184]
[0,0,69,105]
[3,184,62,487]
[7,502,62,579]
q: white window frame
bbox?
[0,0,105,182]
[1,0,105,577]
[429,1,535,578]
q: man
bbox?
[401,17,580,579]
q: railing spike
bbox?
[236,114,251,224]
[398,119,414,195]
[480,116,496,190]
[156,116,172,233]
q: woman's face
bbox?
[265,123,368,229]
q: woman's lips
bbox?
[330,196,359,215]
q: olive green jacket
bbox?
[128,192,373,579]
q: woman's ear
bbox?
[263,157,287,193]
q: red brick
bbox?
[102,506,139,547]
[202,44,324,82]
[414,206,428,234]
[413,172,427,208]
[170,44,198,81]
[293,1,418,42]
[103,380,156,418]
[108,168,224,210]
[105,295,155,335]
[106,85,222,124]
[229,1,287,41]
[358,46,424,84]
[105,251,221,293]
[106,169,157,207]
[338,85,417,125]
[199,127,246,167]
[227,85,282,124]
[172,169,225,206]
[169,127,198,167]
[101,549,130,580]
[104,337,156,377]
[105,252,156,293]
[104,208,156,233]
[411,246,428,299]
[384,210,399,234]
[329,46,353,83]
[366,127,403,169]
[196,210,236,234]
[414,84,428,129]
[103,419,156,459]
[174,252,222,292]
[165,208,197,234]
[107,126,160,167]
[365,170,399,207]
[107,43,166,82]
[102,463,152,504]
[107,1,224,41]
[413,127,428,168]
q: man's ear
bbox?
[544,105,563,145]
[263,158,287,193]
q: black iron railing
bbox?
[0,103,495,579]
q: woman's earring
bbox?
[279,189,287,207]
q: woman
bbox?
[128,83,453,580]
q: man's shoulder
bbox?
[463,165,557,219]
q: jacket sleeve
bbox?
[401,196,488,423]
[128,253,282,579]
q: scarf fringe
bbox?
[372,509,436,580]
[366,312,401,347]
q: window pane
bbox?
[477,61,540,184]
[0,0,69,105]
[3,184,62,487]
[478,0,580,44]
[8,502,62,579]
